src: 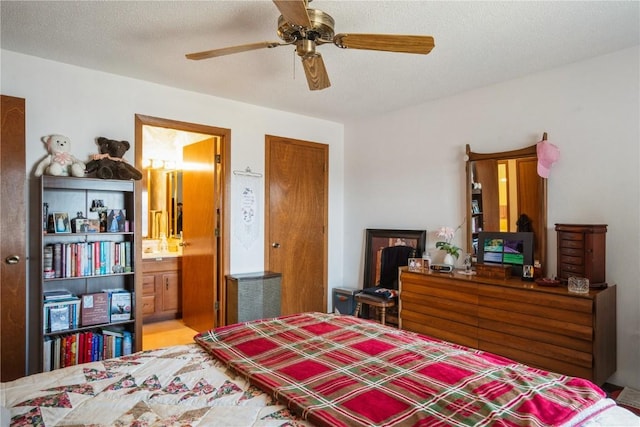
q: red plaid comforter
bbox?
[195,312,609,427]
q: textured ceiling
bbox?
[1,1,638,123]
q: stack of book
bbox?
[43,290,80,333]
[42,328,133,372]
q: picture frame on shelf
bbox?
[471,199,480,214]
[106,209,126,232]
[74,218,100,233]
[52,212,71,234]
[90,199,105,212]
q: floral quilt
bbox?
[195,312,616,427]
[2,344,309,427]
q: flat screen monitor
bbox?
[476,231,534,276]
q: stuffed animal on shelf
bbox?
[85,137,142,180]
[34,134,86,177]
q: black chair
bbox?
[354,245,414,325]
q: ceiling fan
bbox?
[185,0,435,91]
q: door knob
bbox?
[5,255,20,264]
[272,242,280,248]
[180,241,189,247]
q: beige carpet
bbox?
[613,387,640,415]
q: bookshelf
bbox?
[34,176,139,372]
[470,188,483,254]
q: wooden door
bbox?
[1,95,27,381]
[181,138,219,331]
[265,135,328,315]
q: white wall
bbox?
[1,49,345,306]
[343,46,640,389]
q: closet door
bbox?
[1,95,27,381]
[265,135,328,315]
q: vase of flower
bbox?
[436,223,463,267]
[443,252,456,266]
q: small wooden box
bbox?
[475,263,512,279]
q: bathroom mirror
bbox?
[465,143,547,274]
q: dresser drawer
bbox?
[558,231,584,242]
[559,254,583,266]
[559,238,584,249]
[559,246,583,257]
[142,295,155,315]
[142,275,155,295]
[559,263,585,276]
[142,257,181,273]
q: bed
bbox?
[3,312,639,426]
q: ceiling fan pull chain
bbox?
[292,48,296,81]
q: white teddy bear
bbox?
[34,134,86,177]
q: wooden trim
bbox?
[467,143,537,162]
[134,114,230,334]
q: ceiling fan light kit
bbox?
[186,0,435,91]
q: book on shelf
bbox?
[43,245,54,278]
[124,241,132,272]
[104,289,132,322]
[43,337,53,372]
[43,289,74,300]
[53,243,62,278]
[49,306,70,332]
[81,292,110,326]
[44,297,80,333]
[122,331,133,355]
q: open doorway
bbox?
[134,115,230,348]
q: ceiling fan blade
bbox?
[186,41,280,60]
[273,0,312,28]
[333,34,435,55]
[302,54,331,91]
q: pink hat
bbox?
[536,140,560,178]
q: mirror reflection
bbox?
[141,125,208,257]
[466,143,547,274]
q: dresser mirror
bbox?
[465,143,547,274]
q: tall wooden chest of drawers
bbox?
[555,224,607,286]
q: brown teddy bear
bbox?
[85,137,142,180]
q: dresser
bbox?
[399,269,616,384]
[555,223,607,286]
